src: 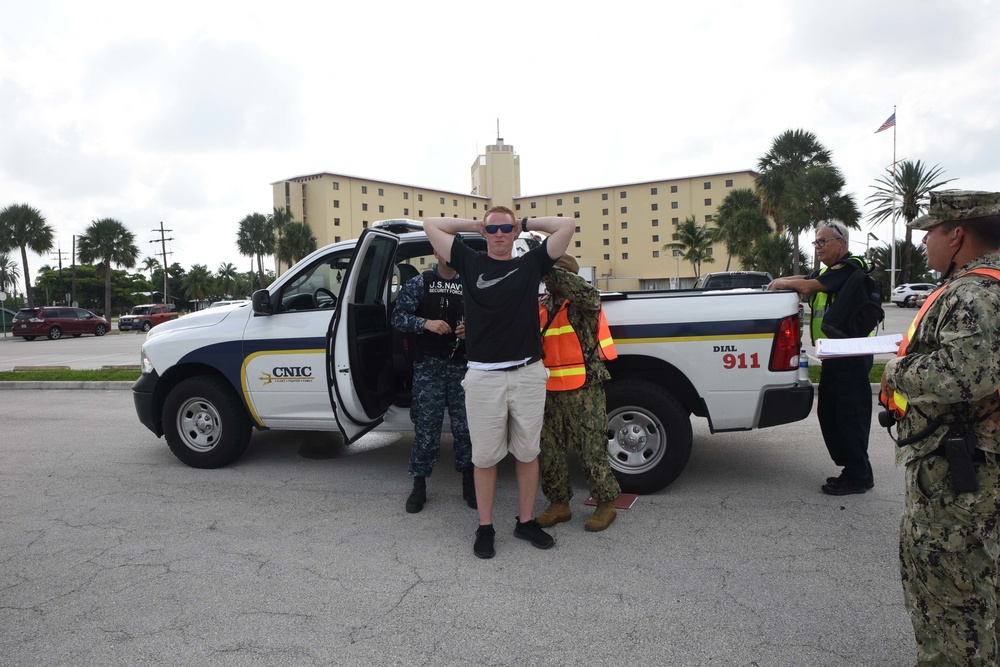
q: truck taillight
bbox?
[769,314,801,371]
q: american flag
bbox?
[875,112,896,134]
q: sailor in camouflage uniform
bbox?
[881,191,1000,666]
[390,251,475,514]
[535,254,621,532]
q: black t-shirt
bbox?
[449,236,556,364]
[808,253,863,294]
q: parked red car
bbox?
[13,307,110,340]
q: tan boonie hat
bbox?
[909,190,1000,230]
[554,253,580,274]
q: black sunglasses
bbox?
[484,223,515,234]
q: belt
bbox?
[929,444,988,464]
[489,356,542,372]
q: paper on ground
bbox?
[816,333,903,358]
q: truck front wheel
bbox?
[163,376,252,468]
[605,379,692,494]
[141,321,152,332]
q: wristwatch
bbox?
[521,216,528,231]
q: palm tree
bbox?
[236,213,273,287]
[217,262,238,298]
[869,240,932,299]
[664,216,715,278]
[755,129,833,236]
[0,203,54,308]
[269,206,294,276]
[741,234,811,279]
[866,160,955,285]
[182,264,213,308]
[77,218,140,317]
[0,252,21,294]
[277,221,317,267]
[141,256,160,283]
[781,164,861,274]
[711,188,772,270]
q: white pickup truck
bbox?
[132,220,813,493]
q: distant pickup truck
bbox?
[132,221,813,493]
[118,304,178,332]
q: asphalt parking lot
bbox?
[1,387,917,666]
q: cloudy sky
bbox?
[2,0,998,285]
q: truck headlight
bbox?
[140,347,155,374]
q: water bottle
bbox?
[797,348,810,382]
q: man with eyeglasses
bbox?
[425,207,575,558]
[768,221,875,495]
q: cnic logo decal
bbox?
[259,366,315,385]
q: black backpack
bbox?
[821,259,885,339]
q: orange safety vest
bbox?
[539,301,617,391]
[883,267,1000,418]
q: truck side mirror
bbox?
[251,289,272,316]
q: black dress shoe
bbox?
[822,477,874,495]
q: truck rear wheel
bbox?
[163,376,251,468]
[605,379,692,494]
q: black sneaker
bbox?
[474,524,495,559]
[405,477,426,514]
[514,518,555,550]
[821,477,874,495]
[825,471,847,485]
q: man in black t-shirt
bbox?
[425,206,574,559]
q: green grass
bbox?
[0,369,141,382]
[808,362,885,384]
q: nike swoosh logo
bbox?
[476,268,519,289]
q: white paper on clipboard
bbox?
[816,333,903,358]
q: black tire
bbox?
[22,336,36,341]
[95,324,107,336]
[895,302,906,308]
[904,295,916,308]
[48,326,62,340]
[162,376,252,468]
[141,321,152,332]
[605,379,693,494]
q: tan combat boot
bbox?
[535,502,571,528]
[584,501,616,532]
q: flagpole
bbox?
[889,104,898,294]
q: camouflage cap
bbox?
[554,253,580,274]
[909,190,1000,230]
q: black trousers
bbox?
[817,354,874,483]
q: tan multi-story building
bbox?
[272,138,758,290]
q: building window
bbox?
[603,239,610,246]
[362,186,368,194]
[403,192,409,200]
[602,223,609,231]
[332,182,339,190]
[621,206,627,214]
[622,252,629,259]
[602,193,608,201]
[575,226,581,233]
[652,235,659,242]
[652,219,659,226]
[378,205,384,213]
[704,182,711,189]
[418,194,423,202]
[574,211,580,218]
[671,201,678,209]
[673,233,680,241]
[575,240,581,248]
[650,187,658,195]
[621,222,628,229]
[440,197,445,205]
[603,253,610,260]
[556,198,563,205]
[334,218,340,226]
[574,196,580,204]
[672,217,679,224]
[378,188,384,196]
[335,236,341,242]
[622,237,629,244]
[652,250,660,258]
[419,257,426,265]
[418,210,423,217]
[515,204,521,210]
[362,203,368,211]
[707,248,714,255]
[333,200,340,208]
[531,202,537,209]
[705,214,713,222]
[403,208,408,215]
[602,208,609,216]
[473,202,477,209]
[704,198,712,206]
[363,221,369,228]
[725,179,734,187]
[620,191,627,199]
[651,203,659,211]
[453,199,458,206]
[671,185,678,193]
